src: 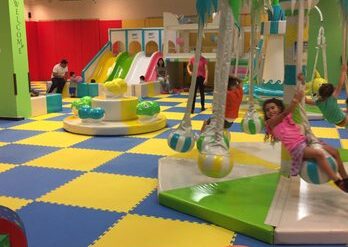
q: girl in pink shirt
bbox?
[263,91,348,193]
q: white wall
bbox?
[24,0,196,21]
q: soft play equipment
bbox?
[0,205,28,247]
[64,77,166,135]
[0,0,31,119]
[82,29,164,97]
[136,101,160,121]
[76,83,99,98]
[261,0,286,90]
[78,105,105,122]
[241,6,264,135]
[31,94,63,117]
[159,0,348,245]
[71,96,92,116]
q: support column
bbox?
[0,0,31,119]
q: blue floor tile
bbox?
[163,107,186,112]
[73,136,145,151]
[166,120,181,128]
[309,120,336,128]
[0,119,34,128]
[191,114,210,120]
[0,166,82,199]
[319,138,342,149]
[0,129,43,142]
[131,191,206,223]
[46,114,71,121]
[154,129,172,139]
[61,108,72,113]
[0,144,58,164]
[18,202,124,247]
[338,128,348,139]
[157,102,181,106]
[95,153,162,178]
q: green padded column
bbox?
[0,0,31,119]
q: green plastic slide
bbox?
[106,52,134,81]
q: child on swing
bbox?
[263,74,348,193]
[305,65,348,127]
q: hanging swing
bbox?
[296,83,338,184]
[241,1,265,135]
[306,5,328,98]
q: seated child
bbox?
[69,72,82,97]
[201,76,243,131]
[139,75,146,83]
[305,65,348,127]
[263,83,348,192]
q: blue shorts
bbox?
[69,87,76,95]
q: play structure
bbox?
[0,205,28,247]
[63,78,166,136]
[159,0,348,245]
[81,28,164,97]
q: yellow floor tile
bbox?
[38,173,156,212]
[30,113,64,120]
[160,106,171,112]
[311,127,339,139]
[191,120,205,130]
[0,196,32,211]
[0,142,7,147]
[16,131,91,147]
[63,98,79,103]
[230,132,265,142]
[0,163,16,173]
[27,148,120,171]
[10,120,62,131]
[155,98,187,103]
[341,139,348,149]
[161,112,185,120]
[91,214,233,247]
[128,139,177,156]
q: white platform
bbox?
[159,142,281,192]
[31,96,47,117]
[63,114,166,136]
[267,176,348,245]
[92,96,138,121]
[158,157,277,192]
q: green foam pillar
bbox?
[0,0,31,119]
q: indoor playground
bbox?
[2,0,348,247]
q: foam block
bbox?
[46,94,62,113]
[77,83,89,98]
[88,83,99,97]
[31,96,47,117]
[133,81,161,97]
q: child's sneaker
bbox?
[335,179,348,193]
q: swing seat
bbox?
[300,145,338,184]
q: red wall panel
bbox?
[25,22,40,81]
[25,19,122,81]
